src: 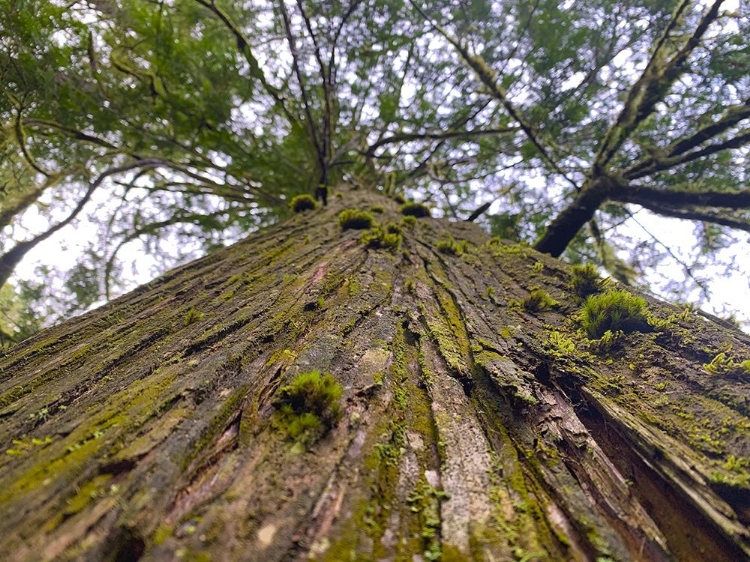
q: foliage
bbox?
[338,209,374,230]
[272,371,343,444]
[183,308,204,326]
[290,195,317,213]
[581,290,650,339]
[1,0,750,338]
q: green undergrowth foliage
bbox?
[400,202,431,218]
[338,209,374,230]
[581,290,650,339]
[290,194,317,213]
[570,263,608,298]
[361,223,402,251]
[272,371,343,445]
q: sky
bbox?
[5,0,749,332]
[11,173,750,332]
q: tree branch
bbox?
[192,0,299,127]
[591,0,725,173]
[613,183,750,209]
[409,2,579,191]
[625,129,750,180]
[364,126,517,157]
[0,159,163,290]
[277,0,324,178]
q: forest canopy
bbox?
[0,0,748,341]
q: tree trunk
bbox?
[0,186,748,562]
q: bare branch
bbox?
[0,159,164,290]
[104,209,230,299]
[23,118,118,149]
[466,201,492,222]
[277,0,324,177]
[295,0,334,171]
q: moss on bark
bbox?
[0,186,748,561]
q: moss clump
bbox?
[581,290,649,339]
[290,194,317,213]
[703,352,750,375]
[361,224,402,251]
[393,194,406,204]
[369,205,385,214]
[522,289,558,312]
[400,201,431,218]
[570,263,607,298]
[338,209,374,230]
[436,236,467,256]
[401,215,417,228]
[184,308,205,326]
[273,371,342,444]
[588,329,623,354]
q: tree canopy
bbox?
[1,0,748,340]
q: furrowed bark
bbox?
[0,187,748,561]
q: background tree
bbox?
[0,0,749,341]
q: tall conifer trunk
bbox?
[0,186,748,561]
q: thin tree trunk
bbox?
[0,186,748,561]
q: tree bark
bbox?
[0,186,748,561]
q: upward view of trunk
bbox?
[0,186,748,562]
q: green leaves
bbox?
[1,0,749,338]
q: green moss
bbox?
[184,308,204,326]
[360,224,402,251]
[406,479,451,561]
[385,222,401,235]
[369,205,385,214]
[400,202,431,218]
[338,209,374,230]
[588,329,622,354]
[400,215,417,228]
[273,371,342,445]
[289,194,317,213]
[570,263,608,298]
[548,331,575,354]
[581,290,649,339]
[436,236,467,256]
[152,524,174,546]
[703,352,750,375]
[393,193,406,204]
[522,289,558,312]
